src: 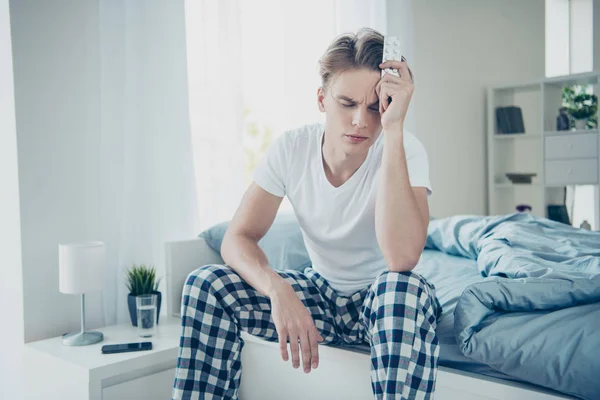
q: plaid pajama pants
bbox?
[172,264,442,400]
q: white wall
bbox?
[546,0,570,77]
[10,0,105,342]
[595,0,600,69]
[570,0,595,73]
[0,0,24,398]
[388,0,545,217]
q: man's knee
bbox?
[185,264,237,291]
[373,270,428,295]
[372,270,441,319]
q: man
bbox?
[173,27,442,400]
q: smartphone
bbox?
[101,341,152,354]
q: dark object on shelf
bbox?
[547,205,571,225]
[505,173,537,184]
[496,106,525,134]
[516,204,532,213]
[556,107,570,131]
[580,220,592,230]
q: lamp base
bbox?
[62,331,104,346]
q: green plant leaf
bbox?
[563,85,598,121]
[125,263,161,296]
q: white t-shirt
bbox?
[253,122,432,296]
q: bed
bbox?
[165,213,599,399]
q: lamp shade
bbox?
[59,241,106,294]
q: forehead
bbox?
[330,68,380,100]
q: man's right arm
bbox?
[221,182,290,298]
[222,182,323,373]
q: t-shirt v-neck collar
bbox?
[318,128,373,194]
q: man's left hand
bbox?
[377,60,414,132]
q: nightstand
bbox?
[23,316,182,400]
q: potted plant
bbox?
[563,85,598,130]
[126,263,162,326]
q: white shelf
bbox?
[544,70,600,87]
[544,129,598,136]
[492,130,598,138]
[493,133,541,140]
[492,81,542,91]
[487,70,600,228]
[495,183,540,188]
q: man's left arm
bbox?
[375,59,429,273]
[375,130,429,273]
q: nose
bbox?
[352,107,368,129]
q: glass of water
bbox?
[136,294,157,338]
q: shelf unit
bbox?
[487,70,600,229]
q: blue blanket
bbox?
[426,213,600,400]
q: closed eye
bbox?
[342,103,379,112]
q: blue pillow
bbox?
[199,212,311,272]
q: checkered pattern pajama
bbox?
[172,264,442,400]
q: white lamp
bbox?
[59,241,106,346]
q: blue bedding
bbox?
[426,213,600,400]
[411,250,516,380]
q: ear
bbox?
[317,87,326,112]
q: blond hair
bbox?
[318,27,412,91]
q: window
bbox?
[239,1,339,211]
[545,0,597,230]
[545,0,594,77]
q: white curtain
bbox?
[333,0,387,35]
[185,0,387,223]
[98,0,199,325]
[184,0,246,231]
